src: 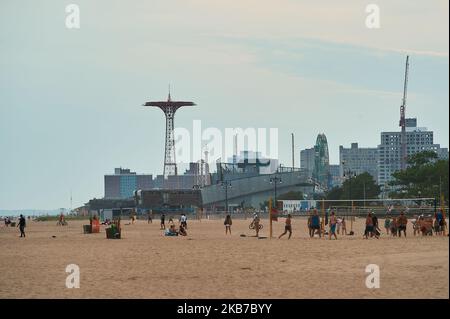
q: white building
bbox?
[377,118,447,185]
[339,143,378,183]
[300,147,315,178]
[279,200,317,213]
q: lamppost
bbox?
[269,176,282,205]
[221,181,232,213]
[342,165,357,200]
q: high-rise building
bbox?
[339,143,378,183]
[377,119,447,185]
[329,164,342,188]
[105,168,153,199]
[313,133,331,188]
[300,147,315,178]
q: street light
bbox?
[342,163,357,200]
[221,181,232,213]
[269,176,282,204]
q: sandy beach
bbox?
[0,217,448,299]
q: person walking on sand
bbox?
[224,214,232,235]
[279,214,292,239]
[397,211,408,237]
[17,214,26,238]
[329,211,337,240]
[160,214,166,230]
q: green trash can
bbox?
[106,226,120,239]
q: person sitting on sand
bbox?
[165,224,178,236]
[224,215,232,235]
[180,213,187,229]
[397,212,408,237]
[279,214,292,239]
[179,224,187,236]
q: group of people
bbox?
[306,209,347,240]
[161,213,188,237]
[410,209,447,237]
[3,215,26,237]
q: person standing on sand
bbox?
[397,211,408,237]
[328,211,337,240]
[279,214,292,239]
[147,210,153,224]
[364,212,374,239]
[310,210,321,238]
[336,216,342,234]
[341,217,347,235]
[384,216,391,235]
[160,214,166,230]
[17,214,26,238]
[390,217,398,236]
[253,212,261,238]
[372,213,380,239]
[224,215,232,235]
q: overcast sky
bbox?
[0,0,448,209]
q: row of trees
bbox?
[389,151,448,202]
[259,151,448,208]
[323,151,448,205]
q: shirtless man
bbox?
[397,212,408,237]
[279,214,292,239]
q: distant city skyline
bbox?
[1,0,448,209]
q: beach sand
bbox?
[0,217,448,299]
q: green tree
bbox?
[389,151,449,203]
[325,172,380,206]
